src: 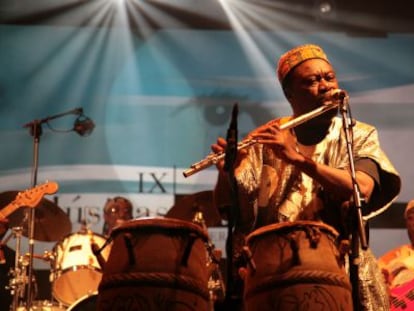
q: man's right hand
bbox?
[211,137,227,171]
[211,137,249,173]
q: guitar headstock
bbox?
[14,181,59,208]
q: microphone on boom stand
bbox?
[21,106,94,309]
[73,110,95,137]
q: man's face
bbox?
[104,199,133,229]
[285,58,339,119]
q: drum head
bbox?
[110,217,209,241]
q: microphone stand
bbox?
[23,107,83,129]
[223,103,240,309]
[22,107,83,309]
[339,96,368,311]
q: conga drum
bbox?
[243,221,353,311]
[97,217,211,311]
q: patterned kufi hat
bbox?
[277,44,330,84]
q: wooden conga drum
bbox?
[243,221,353,311]
[97,217,210,311]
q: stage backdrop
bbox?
[0,24,414,269]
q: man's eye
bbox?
[326,74,336,81]
[305,79,317,86]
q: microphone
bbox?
[224,103,238,172]
[333,88,355,126]
[74,114,95,137]
[330,89,348,100]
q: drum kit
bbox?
[0,188,227,311]
[0,186,108,311]
[2,184,352,311]
[3,109,102,310]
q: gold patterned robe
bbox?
[217,116,401,310]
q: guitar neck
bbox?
[0,201,20,219]
[0,181,58,222]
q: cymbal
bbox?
[166,191,222,227]
[0,191,72,242]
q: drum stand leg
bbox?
[8,227,24,311]
[193,211,226,311]
[7,227,37,311]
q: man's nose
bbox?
[319,78,334,92]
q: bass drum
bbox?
[16,300,66,311]
[51,231,111,306]
[67,293,97,311]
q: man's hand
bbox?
[250,124,301,164]
[211,137,249,173]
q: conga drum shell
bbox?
[97,217,210,311]
[243,221,353,311]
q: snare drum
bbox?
[243,221,353,311]
[51,231,111,306]
[97,217,211,311]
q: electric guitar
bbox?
[390,278,414,310]
[0,181,59,220]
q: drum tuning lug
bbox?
[192,210,207,229]
[43,251,54,261]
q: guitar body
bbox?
[390,279,414,310]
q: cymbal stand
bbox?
[7,227,26,311]
[206,246,226,309]
[192,211,226,311]
[24,120,42,309]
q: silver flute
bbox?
[183,102,339,177]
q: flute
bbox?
[183,102,339,177]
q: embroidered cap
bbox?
[277,44,330,84]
